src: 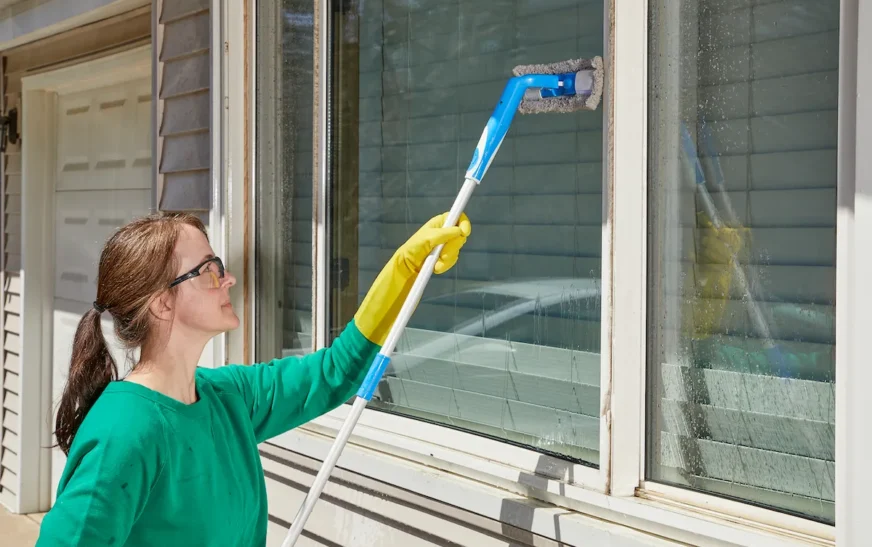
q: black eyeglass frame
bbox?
[169,256,225,288]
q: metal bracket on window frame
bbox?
[0,107,19,153]
[332,257,350,291]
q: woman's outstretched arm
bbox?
[203,212,471,442]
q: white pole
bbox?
[281,178,478,546]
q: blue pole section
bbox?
[465,75,562,182]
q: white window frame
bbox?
[836,0,870,543]
[630,0,856,540]
[237,0,870,543]
[296,0,614,496]
[218,0,251,366]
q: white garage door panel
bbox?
[54,189,151,304]
[56,79,151,192]
[132,83,152,170]
[51,74,152,505]
[56,93,90,179]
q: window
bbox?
[255,0,316,360]
[253,0,849,535]
[646,0,837,523]
[321,0,607,465]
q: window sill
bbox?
[270,407,834,547]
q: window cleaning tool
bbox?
[679,123,790,376]
[281,56,604,546]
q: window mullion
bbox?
[313,0,331,351]
[836,0,866,541]
[607,0,649,497]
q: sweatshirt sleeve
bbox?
[200,319,381,442]
[36,405,165,546]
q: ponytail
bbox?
[55,308,117,455]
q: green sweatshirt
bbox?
[36,320,380,547]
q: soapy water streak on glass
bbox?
[646,0,837,523]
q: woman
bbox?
[36,210,471,546]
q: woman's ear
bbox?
[148,290,175,323]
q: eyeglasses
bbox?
[169,256,225,289]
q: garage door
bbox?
[50,76,152,503]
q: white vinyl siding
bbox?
[0,74,22,512]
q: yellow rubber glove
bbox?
[682,210,749,339]
[355,212,472,345]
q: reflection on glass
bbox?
[256,0,315,358]
[329,0,606,464]
[646,0,837,522]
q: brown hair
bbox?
[54,212,207,455]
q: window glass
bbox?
[329,0,606,464]
[646,0,837,522]
[256,0,315,359]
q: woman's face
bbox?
[170,224,239,335]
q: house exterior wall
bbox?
[0,0,216,515]
[0,4,149,514]
[2,1,871,545]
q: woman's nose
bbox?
[222,271,237,288]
